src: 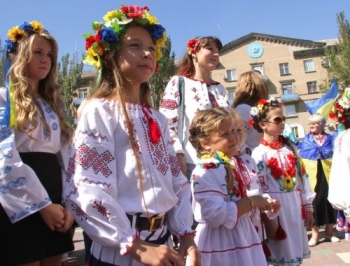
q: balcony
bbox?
[281,93,300,103]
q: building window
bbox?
[252,64,264,75]
[281,83,293,94]
[79,88,88,99]
[285,104,296,117]
[226,69,237,82]
[304,60,315,72]
[226,87,236,105]
[291,126,299,138]
[307,81,317,94]
[279,63,289,75]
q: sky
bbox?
[1,0,349,69]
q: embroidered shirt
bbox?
[0,89,65,223]
[159,76,229,164]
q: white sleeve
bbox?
[159,76,184,154]
[192,165,239,229]
[63,102,136,255]
[0,90,51,223]
[328,131,350,210]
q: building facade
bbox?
[211,32,338,139]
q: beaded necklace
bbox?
[260,137,283,149]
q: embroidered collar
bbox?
[260,137,283,149]
[188,77,220,86]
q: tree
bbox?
[57,52,84,105]
[0,40,5,87]
[321,12,350,91]
[149,37,176,109]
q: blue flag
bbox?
[304,79,338,118]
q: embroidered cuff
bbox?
[120,229,140,256]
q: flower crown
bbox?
[5,21,45,53]
[329,87,350,123]
[187,39,199,55]
[250,97,280,118]
[83,5,167,69]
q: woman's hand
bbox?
[177,153,187,176]
[178,235,201,266]
[130,238,184,266]
[39,203,65,231]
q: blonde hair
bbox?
[189,107,233,157]
[232,71,269,108]
[9,32,71,141]
[234,113,248,149]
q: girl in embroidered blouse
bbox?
[0,21,74,265]
[159,36,229,179]
[250,98,315,266]
[63,5,200,266]
[188,107,278,266]
[328,85,350,241]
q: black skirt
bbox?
[312,159,337,226]
[0,152,74,265]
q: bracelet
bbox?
[304,204,314,213]
[247,197,254,211]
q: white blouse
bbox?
[64,99,193,258]
[159,76,229,164]
[0,88,64,223]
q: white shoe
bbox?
[308,238,318,246]
[325,236,340,243]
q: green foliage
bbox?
[322,12,350,91]
[0,40,5,87]
[149,37,176,109]
[57,52,84,105]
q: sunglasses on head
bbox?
[265,116,286,125]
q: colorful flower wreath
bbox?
[5,21,45,53]
[187,39,199,55]
[249,97,281,127]
[83,5,167,69]
[329,87,350,123]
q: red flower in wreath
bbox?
[248,118,254,128]
[187,39,199,55]
[120,5,148,18]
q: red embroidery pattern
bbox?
[73,144,114,177]
[160,99,178,109]
[93,200,110,219]
[208,91,219,108]
[70,202,88,221]
[168,155,181,177]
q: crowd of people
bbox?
[1,4,349,266]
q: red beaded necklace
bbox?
[260,137,283,149]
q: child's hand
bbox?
[304,212,315,229]
[177,153,187,176]
[250,195,270,211]
[266,198,281,214]
[39,203,65,231]
[130,238,184,266]
[56,207,74,233]
[177,234,201,266]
